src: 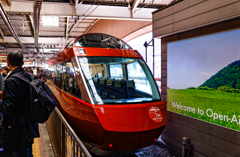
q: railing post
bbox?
[80,150,82,157]
[61,121,65,157]
[72,137,75,157]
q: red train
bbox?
[45,33,167,156]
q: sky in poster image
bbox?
[167,29,240,89]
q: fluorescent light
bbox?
[42,16,59,27]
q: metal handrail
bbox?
[55,107,92,157]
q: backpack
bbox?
[11,72,57,123]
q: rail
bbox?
[46,107,92,157]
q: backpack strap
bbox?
[11,73,31,84]
[11,72,33,116]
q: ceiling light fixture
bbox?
[42,16,59,27]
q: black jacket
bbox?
[0,67,39,152]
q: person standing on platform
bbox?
[2,66,11,85]
[38,68,43,79]
[33,66,37,76]
[0,51,39,157]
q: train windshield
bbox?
[74,33,132,49]
[78,57,161,104]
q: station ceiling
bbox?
[0,0,176,63]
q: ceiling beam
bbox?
[65,17,69,41]
[2,1,155,21]
[7,0,11,6]
[33,0,43,57]
[0,36,75,44]
[28,15,34,37]
[132,0,140,13]
[0,47,60,53]
[0,28,4,40]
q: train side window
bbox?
[55,63,62,88]
[109,64,123,79]
[127,61,153,95]
[44,67,54,82]
[62,60,81,99]
[95,65,101,78]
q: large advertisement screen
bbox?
[167,29,240,131]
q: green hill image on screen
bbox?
[200,60,240,91]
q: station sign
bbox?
[23,61,33,66]
[167,28,240,132]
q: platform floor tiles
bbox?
[33,124,54,157]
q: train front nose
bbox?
[93,101,167,151]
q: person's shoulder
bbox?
[7,71,28,83]
[5,75,19,86]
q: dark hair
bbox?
[2,66,10,72]
[7,51,23,67]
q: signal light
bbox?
[109,144,113,147]
[154,138,157,141]
[48,61,52,64]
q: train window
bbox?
[44,66,54,82]
[109,64,123,79]
[62,60,81,99]
[55,63,62,88]
[74,33,132,49]
[78,57,161,104]
[95,66,101,77]
[127,61,152,95]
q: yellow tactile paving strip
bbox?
[32,123,54,157]
[33,138,41,157]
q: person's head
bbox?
[2,66,10,75]
[23,67,27,71]
[33,66,35,70]
[7,51,23,71]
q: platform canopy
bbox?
[0,0,176,62]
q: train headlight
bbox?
[78,48,86,54]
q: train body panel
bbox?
[50,47,142,64]
[46,33,167,156]
[93,101,167,132]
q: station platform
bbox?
[0,123,54,157]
